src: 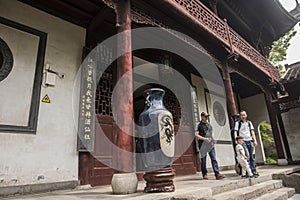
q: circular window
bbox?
[213,101,226,126]
[0,37,14,82]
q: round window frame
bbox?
[213,101,226,126]
[0,37,14,82]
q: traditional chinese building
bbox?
[276,61,300,163]
[0,0,299,194]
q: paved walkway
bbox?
[2,165,300,200]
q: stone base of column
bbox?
[143,167,175,193]
[277,159,288,166]
[111,173,138,194]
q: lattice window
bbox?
[164,91,181,126]
[95,69,113,116]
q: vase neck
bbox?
[146,93,165,109]
[150,99,164,109]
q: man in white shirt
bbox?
[234,110,259,176]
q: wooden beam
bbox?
[271,94,300,105]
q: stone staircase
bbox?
[289,194,300,200]
[2,166,299,200]
[205,170,300,200]
[162,174,298,200]
[212,179,295,200]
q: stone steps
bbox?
[123,175,277,200]
[255,188,295,200]
[211,174,272,196]
[213,180,283,200]
[289,194,300,200]
[156,175,298,200]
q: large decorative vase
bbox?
[137,88,175,192]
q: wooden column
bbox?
[222,62,237,128]
[115,0,134,172]
[277,112,293,163]
[264,91,286,160]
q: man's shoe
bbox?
[203,175,208,180]
[216,174,225,180]
[249,175,258,178]
[253,174,259,178]
[253,172,259,177]
[241,175,248,179]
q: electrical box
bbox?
[45,71,56,86]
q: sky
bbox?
[278,0,300,65]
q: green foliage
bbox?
[260,121,272,133]
[259,121,277,164]
[268,28,297,76]
[266,157,277,164]
[261,132,274,143]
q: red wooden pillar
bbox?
[222,62,239,172]
[79,153,92,185]
[115,0,134,172]
[222,62,237,128]
[264,91,286,162]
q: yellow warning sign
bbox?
[42,94,51,103]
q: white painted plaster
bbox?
[0,0,85,186]
[0,24,39,126]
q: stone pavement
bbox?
[2,165,300,200]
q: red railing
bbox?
[172,0,280,81]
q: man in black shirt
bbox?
[195,112,225,180]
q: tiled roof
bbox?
[281,61,300,82]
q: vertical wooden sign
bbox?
[78,51,96,152]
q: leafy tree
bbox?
[259,121,277,164]
[268,28,297,76]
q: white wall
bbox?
[281,107,300,161]
[191,74,235,167]
[0,24,39,126]
[0,0,85,186]
[239,93,268,164]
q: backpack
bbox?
[237,120,251,136]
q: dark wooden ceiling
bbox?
[18,0,109,28]
[231,72,263,99]
[216,0,299,48]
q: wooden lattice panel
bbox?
[95,70,113,116]
[164,91,181,126]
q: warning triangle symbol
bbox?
[42,94,51,103]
